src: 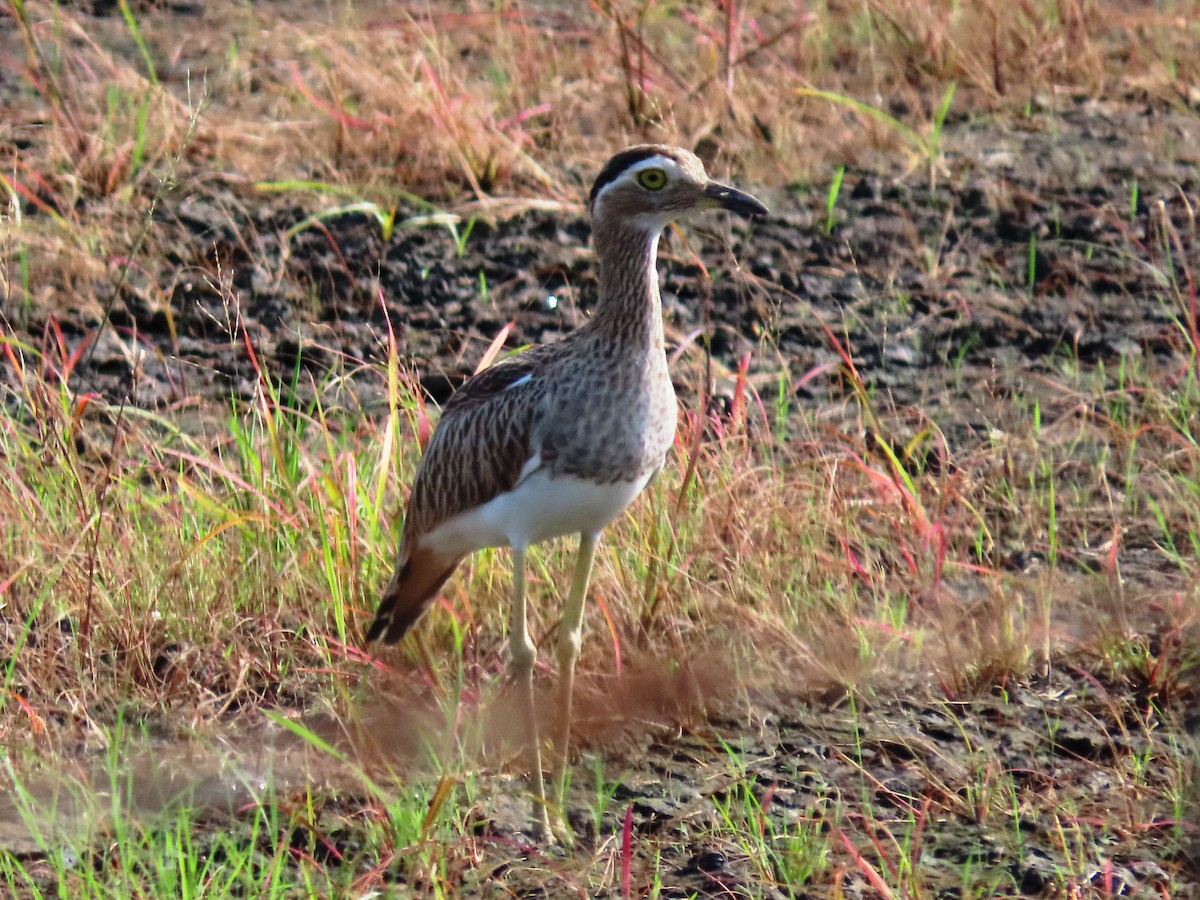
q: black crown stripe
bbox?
[588,146,685,208]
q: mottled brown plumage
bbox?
[366,145,767,838]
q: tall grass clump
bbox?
[0,315,433,747]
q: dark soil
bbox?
[30,99,1199,436]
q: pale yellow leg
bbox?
[509,545,550,838]
[554,531,599,813]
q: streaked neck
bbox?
[586,222,665,349]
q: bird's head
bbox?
[588,144,768,232]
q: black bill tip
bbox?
[704,181,769,219]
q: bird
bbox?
[366,144,768,838]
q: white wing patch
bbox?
[515,452,543,486]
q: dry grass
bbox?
[3,0,1197,348]
[5,1,1199,225]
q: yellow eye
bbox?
[637,168,667,190]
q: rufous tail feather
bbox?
[366,548,461,644]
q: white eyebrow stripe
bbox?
[625,156,685,177]
[591,155,685,209]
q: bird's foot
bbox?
[525,798,572,849]
[549,812,574,850]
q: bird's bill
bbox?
[703,181,769,219]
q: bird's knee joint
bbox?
[557,630,583,665]
[511,633,537,673]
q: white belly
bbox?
[419,467,655,556]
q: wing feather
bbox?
[368,354,545,643]
[367,345,565,643]
[403,352,548,543]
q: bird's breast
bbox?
[538,355,677,483]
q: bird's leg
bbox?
[510,544,550,839]
[554,531,599,812]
